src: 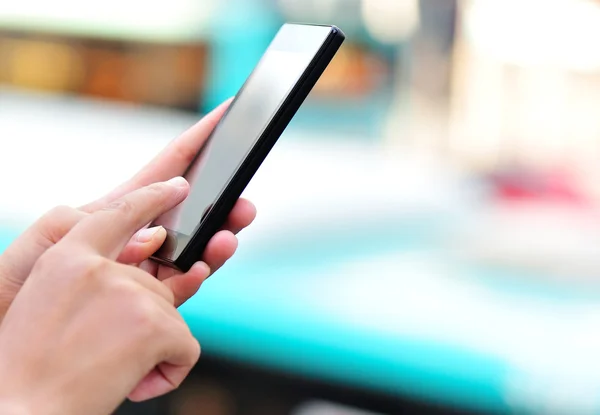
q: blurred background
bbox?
[3,0,600,414]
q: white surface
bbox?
[310,249,600,414]
[0,89,459,241]
[451,204,600,281]
[466,0,600,71]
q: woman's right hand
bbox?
[0,177,200,415]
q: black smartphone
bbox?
[150,23,345,272]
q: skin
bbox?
[0,97,255,319]
[0,178,201,414]
[0,99,256,414]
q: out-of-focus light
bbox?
[294,400,381,415]
[312,0,341,21]
[465,0,600,72]
[5,39,84,91]
[0,0,216,41]
[276,0,361,29]
[276,0,344,21]
[277,0,316,18]
[360,0,419,44]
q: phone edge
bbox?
[172,26,345,272]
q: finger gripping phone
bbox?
[150,23,345,272]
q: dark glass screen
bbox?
[151,24,333,260]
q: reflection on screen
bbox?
[153,49,315,237]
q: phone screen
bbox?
[151,24,333,259]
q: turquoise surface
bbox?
[0,218,503,414]
[0,230,15,254]
[201,0,280,112]
[2,219,598,414]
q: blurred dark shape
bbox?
[170,379,237,415]
[116,358,480,415]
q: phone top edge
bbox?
[331,25,346,40]
[155,22,344,269]
[282,22,345,36]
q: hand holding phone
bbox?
[151,23,345,271]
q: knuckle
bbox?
[61,254,106,285]
[145,182,173,204]
[37,205,78,232]
[44,205,76,220]
[109,278,140,304]
[176,323,201,365]
[80,255,109,279]
[70,256,107,286]
[133,268,174,305]
[146,181,169,195]
[102,198,134,216]
[129,294,161,334]
[33,247,103,282]
[104,279,160,336]
[33,248,63,275]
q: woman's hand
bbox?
[0,178,204,414]
[0,99,256,320]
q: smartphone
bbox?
[150,23,345,272]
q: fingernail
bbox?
[167,176,188,189]
[137,226,162,243]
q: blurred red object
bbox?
[487,167,590,206]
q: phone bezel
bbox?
[151,23,345,272]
